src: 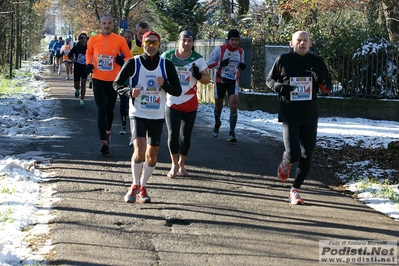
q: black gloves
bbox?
[311,67,324,84]
[220,58,230,67]
[116,54,124,67]
[85,64,94,74]
[190,63,202,80]
[274,83,294,99]
[239,62,246,70]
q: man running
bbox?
[86,15,132,155]
[113,31,181,204]
[69,33,88,106]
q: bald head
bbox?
[290,31,312,56]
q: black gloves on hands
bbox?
[116,54,124,67]
[220,58,230,67]
[311,67,324,84]
[274,83,294,99]
[239,62,246,70]
[190,63,202,80]
[85,64,94,74]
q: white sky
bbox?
[0,60,398,265]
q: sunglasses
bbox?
[144,40,160,46]
[79,36,87,39]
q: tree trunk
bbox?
[381,0,399,42]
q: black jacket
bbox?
[266,51,332,122]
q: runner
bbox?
[68,33,88,106]
[113,31,182,203]
[61,37,74,80]
[161,30,210,178]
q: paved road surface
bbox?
[10,67,399,265]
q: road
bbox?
[21,68,399,265]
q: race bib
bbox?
[140,87,162,110]
[176,67,190,86]
[77,54,86,64]
[290,77,313,101]
[97,54,114,71]
[222,61,238,80]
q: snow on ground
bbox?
[0,59,398,265]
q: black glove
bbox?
[116,54,124,67]
[85,64,94,74]
[274,83,294,98]
[239,62,246,70]
[220,58,230,67]
[310,67,324,84]
[190,63,202,80]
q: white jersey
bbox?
[128,56,167,120]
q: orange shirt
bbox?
[86,32,132,81]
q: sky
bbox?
[0,58,399,265]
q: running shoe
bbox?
[137,186,151,203]
[65,76,70,80]
[227,132,237,142]
[289,189,304,205]
[119,126,127,135]
[75,89,80,98]
[277,152,292,182]
[80,100,84,107]
[100,140,109,155]
[212,122,221,138]
[106,129,112,145]
[128,137,133,147]
[124,185,140,203]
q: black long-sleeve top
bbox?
[113,53,182,98]
[266,51,332,122]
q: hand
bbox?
[220,58,230,67]
[310,67,324,84]
[156,77,164,87]
[274,83,294,98]
[85,64,94,74]
[116,54,124,67]
[239,62,246,70]
[190,63,202,80]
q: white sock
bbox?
[131,158,143,186]
[140,163,155,187]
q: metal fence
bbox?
[163,40,399,98]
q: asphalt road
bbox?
[14,67,399,265]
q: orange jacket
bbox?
[86,32,132,81]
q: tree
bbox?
[145,0,207,41]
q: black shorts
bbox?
[73,64,88,81]
[130,117,164,146]
[215,82,237,99]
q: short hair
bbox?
[136,22,149,30]
[100,15,114,23]
[123,30,134,37]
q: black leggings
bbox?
[93,79,117,141]
[165,106,197,156]
[119,94,128,127]
[282,117,318,189]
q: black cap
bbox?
[227,29,240,40]
[179,30,195,40]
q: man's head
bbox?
[53,36,57,41]
[123,30,134,44]
[58,37,63,42]
[178,30,195,52]
[135,22,149,42]
[142,31,161,56]
[78,33,88,45]
[100,15,114,36]
[66,37,72,44]
[290,31,312,56]
[227,29,240,49]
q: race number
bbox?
[290,77,313,101]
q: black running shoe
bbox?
[212,122,221,138]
